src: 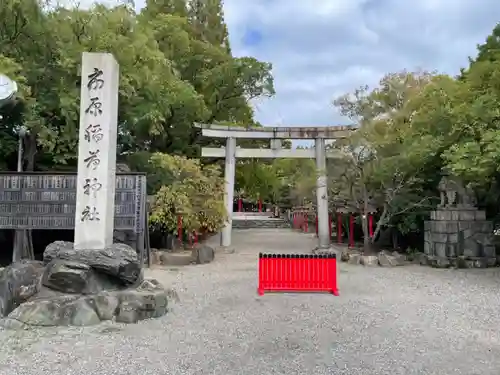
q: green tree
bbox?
[0,0,275,168]
[469,23,500,65]
[149,153,226,235]
[188,0,231,52]
[331,71,438,251]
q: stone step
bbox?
[232,218,290,229]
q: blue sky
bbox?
[90,0,500,128]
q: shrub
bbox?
[148,153,226,235]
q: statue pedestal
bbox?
[424,208,496,268]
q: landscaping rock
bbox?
[378,251,406,267]
[41,260,117,294]
[427,256,451,268]
[4,295,101,327]
[44,241,142,286]
[191,245,215,264]
[360,255,378,266]
[1,278,170,328]
[347,253,362,265]
[93,292,120,321]
[114,280,169,323]
[0,260,45,317]
[150,250,162,265]
[159,251,194,266]
[0,242,169,328]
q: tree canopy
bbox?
[0,0,275,240]
[0,0,274,172]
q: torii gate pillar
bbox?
[315,138,330,249]
[221,137,236,247]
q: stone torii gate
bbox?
[197,124,356,250]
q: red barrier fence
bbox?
[257,253,339,296]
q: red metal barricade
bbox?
[257,253,339,296]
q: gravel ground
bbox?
[1,228,500,375]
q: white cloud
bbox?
[223,0,500,127]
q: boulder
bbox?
[0,260,45,317]
[41,260,118,294]
[44,241,142,286]
[377,251,406,267]
[340,249,350,262]
[359,255,378,266]
[347,253,362,265]
[115,280,168,323]
[150,250,162,265]
[4,295,101,327]
[339,249,362,265]
[159,251,194,266]
[93,292,120,321]
[427,256,451,268]
[1,278,170,328]
[191,245,215,264]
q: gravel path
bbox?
[1,228,500,375]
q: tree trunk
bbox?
[392,229,399,250]
[372,204,388,244]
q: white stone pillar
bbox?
[315,138,330,249]
[221,137,236,247]
[74,53,119,250]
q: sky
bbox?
[89,0,500,128]
[220,0,500,127]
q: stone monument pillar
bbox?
[424,177,496,268]
[74,53,119,250]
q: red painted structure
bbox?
[315,214,332,239]
[337,212,342,244]
[368,214,374,237]
[349,214,355,248]
[257,253,339,296]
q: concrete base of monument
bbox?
[0,241,173,328]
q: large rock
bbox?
[159,251,194,266]
[0,260,45,317]
[44,241,142,286]
[4,295,101,327]
[191,245,215,264]
[339,249,362,265]
[377,251,406,267]
[359,255,378,266]
[115,279,168,323]
[41,260,118,294]
[1,278,170,328]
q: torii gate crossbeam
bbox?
[196,124,357,250]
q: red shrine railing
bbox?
[291,208,376,248]
[257,253,339,296]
